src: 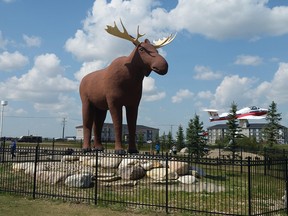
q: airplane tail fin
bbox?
[204,109,219,121]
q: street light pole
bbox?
[0,100,8,140]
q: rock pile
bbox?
[12,153,223,192]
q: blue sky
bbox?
[0,0,288,139]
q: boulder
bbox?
[168,161,189,175]
[65,174,92,188]
[81,158,101,167]
[100,156,122,168]
[117,166,146,180]
[146,168,178,181]
[180,147,189,153]
[98,176,121,182]
[140,161,163,171]
[118,158,139,168]
[190,166,206,177]
[178,175,197,184]
[12,162,34,171]
[36,171,69,184]
[61,155,79,162]
[25,163,48,175]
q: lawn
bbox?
[0,193,165,216]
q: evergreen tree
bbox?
[226,102,242,157]
[167,131,173,150]
[176,125,185,150]
[137,133,144,150]
[264,101,282,147]
[186,114,206,159]
[160,132,167,152]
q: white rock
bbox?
[146,168,178,181]
[118,158,139,168]
[65,174,92,188]
[100,156,122,168]
[61,155,79,162]
[168,161,189,175]
[178,175,196,184]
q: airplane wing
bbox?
[203,109,218,112]
[238,115,266,120]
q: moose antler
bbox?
[105,19,145,46]
[152,33,177,49]
[105,19,176,48]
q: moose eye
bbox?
[139,47,144,51]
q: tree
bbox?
[264,101,282,147]
[137,133,144,150]
[175,125,185,151]
[186,114,206,159]
[226,102,242,157]
[160,132,166,152]
[167,131,174,150]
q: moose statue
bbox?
[79,20,175,154]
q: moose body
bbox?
[79,21,174,154]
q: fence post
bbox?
[94,150,99,205]
[248,157,252,216]
[165,152,169,214]
[52,138,55,160]
[1,137,5,163]
[285,158,288,215]
[32,144,39,199]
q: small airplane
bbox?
[204,106,268,122]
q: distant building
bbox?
[76,123,159,142]
[207,123,288,145]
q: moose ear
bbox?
[144,39,151,44]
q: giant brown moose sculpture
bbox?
[80,20,175,154]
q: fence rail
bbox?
[0,145,287,215]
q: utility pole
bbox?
[62,117,67,139]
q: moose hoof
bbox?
[115,149,126,155]
[127,149,139,154]
[82,148,91,153]
[92,147,104,152]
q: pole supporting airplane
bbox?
[204,106,268,122]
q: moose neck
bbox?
[127,47,152,79]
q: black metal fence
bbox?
[0,145,287,215]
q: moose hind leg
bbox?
[82,102,93,151]
[126,106,139,154]
[93,108,107,151]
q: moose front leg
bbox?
[92,108,107,151]
[126,105,139,154]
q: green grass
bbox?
[0,193,164,216]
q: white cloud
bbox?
[23,34,41,47]
[0,53,78,113]
[193,65,222,80]
[142,77,166,101]
[0,51,29,72]
[65,0,288,64]
[208,62,288,112]
[168,0,288,40]
[74,60,107,81]
[172,89,194,103]
[197,90,213,100]
[264,62,288,104]
[1,0,15,3]
[0,31,9,49]
[234,55,263,66]
[210,75,255,108]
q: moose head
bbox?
[105,20,175,76]
[80,20,175,154]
